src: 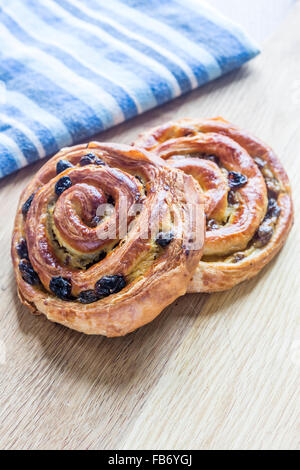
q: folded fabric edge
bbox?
[187,0,261,58]
[0,0,261,181]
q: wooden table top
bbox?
[0,1,299,451]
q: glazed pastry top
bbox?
[135,118,293,292]
[12,142,204,335]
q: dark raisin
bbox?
[19,259,39,285]
[80,153,105,166]
[95,275,126,298]
[202,154,220,165]
[78,290,99,304]
[85,251,106,269]
[227,190,237,205]
[16,238,29,260]
[254,222,273,247]
[90,215,102,228]
[254,157,266,169]
[55,176,72,197]
[56,159,73,174]
[107,195,115,205]
[266,198,281,219]
[155,231,174,247]
[97,251,107,261]
[183,129,194,136]
[232,252,245,263]
[265,178,281,198]
[22,193,35,217]
[206,219,219,231]
[49,276,72,300]
[181,244,190,256]
[135,175,143,184]
[228,171,248,189]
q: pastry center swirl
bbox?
[155,133,281,259]
[16,143,203,303]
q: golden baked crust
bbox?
[12,142,204,336]
[134,118,294,292]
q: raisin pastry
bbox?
[134,118,293,292]
[12,143,204,336]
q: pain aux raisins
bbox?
[202,154,220,166]
[106,195,115,205]
[55,176,72,197]
[232,252,245,263]
[266,198,281,219]
[19,259,39,285]
[265,178,281,198]
[49,276,72,300]
[254,157,266,169]
[206,219,219,231]
[56,159,73,174]
[135,175,143,184]
[95,275,126,298]
[85,251,106,269]
[22,192,35,217]
[228,171,248,189]
[254,221,273,248]
[78,290,99,304]
[16,238,29,260]
[79,153,105,166]
[227,190,237,205]
[90,215,102,228]
[155,231,174,247]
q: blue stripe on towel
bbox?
[0,119,41,164]
[9,1,146,115]
[118,0,257,72]
[22,0,175,105]
[0,57,104,141]
[0,0,259,178]
[51,0,194,95]
[2,105,59,157]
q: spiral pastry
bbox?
[134,118,294,292]
[12,142,204,336]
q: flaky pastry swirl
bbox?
[134,118,294,292]
[12,142,204,336]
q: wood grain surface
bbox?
[0,1,299,451]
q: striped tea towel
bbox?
[0,0,259,178]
